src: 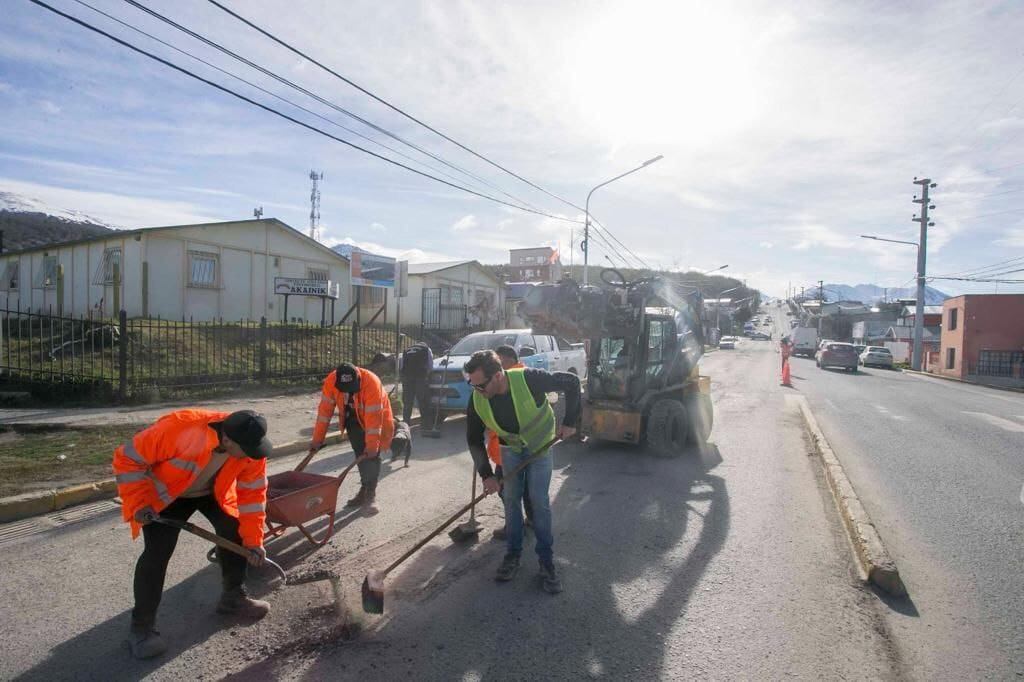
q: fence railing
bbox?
[0,308,415,402]
[970,350,1024,378]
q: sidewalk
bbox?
[0,383,406,447]
[0,384,422,523]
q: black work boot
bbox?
[539,559,563,594]
[126,626,167,660]
[346,485,376,508]
[216,587,270,620]
[495,552,521,582]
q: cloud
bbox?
[451,214,479,232]
[994,227,1024,247]
[759,241,773,249]
[371,222,386,232]
[37,100,60,115]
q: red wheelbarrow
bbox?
[206,449,365,564]
[263,448,367,547]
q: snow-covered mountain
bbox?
[0,191,117,229]
[0,190,116,252]
[823,283,949,306]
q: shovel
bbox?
[361,436,560,614]
[448,461,482,543]
[150,515,288,584]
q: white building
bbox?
[383,260,504,330]
[0,218,350,322]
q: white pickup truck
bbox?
[429,328,587,414]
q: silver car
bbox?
[860,346,894,369]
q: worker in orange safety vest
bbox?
[112,409,273,660]
[310,362,394,508]
[487,345,533,540]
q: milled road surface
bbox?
[771,301,1024,678]
[0,335,902,680]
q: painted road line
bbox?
[963,412,1024,433]
[905,372,1024,405]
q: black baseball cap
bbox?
[220,410,273,459]
[335,362,362,393]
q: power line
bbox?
[930,275,1024,283]
[934,254,1024,279]
[70,0,521,203]
[204,0,659,272]
[122,0,563,218]
[29,0,581,223]
[205,0,590,216]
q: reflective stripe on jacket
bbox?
[472,368,556,455]
[111,409,268,547]
[312,367,395,454]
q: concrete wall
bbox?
[392,262,503,329]
[0,220,350,322]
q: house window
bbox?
[2,261,18,290]
[949,308,958,331]
[188,251,219,288]
[35,255,58,288]
[93,247,122,284]
[946,347,956,370]
[307,268,328,281]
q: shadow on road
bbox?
[287,439,731,679]
[15,554,281,682]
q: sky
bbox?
[2,0,1024,297]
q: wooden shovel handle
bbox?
[380,437,560,577]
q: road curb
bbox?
[795,395,907,597]
[900,368,1024,394]
[0,414,425,525]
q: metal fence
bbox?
[0,308,413,402]
[972,350,1024,378]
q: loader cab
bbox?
[643,314,679,387]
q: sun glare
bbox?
[568,3,762,147]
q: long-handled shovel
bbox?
[151,515,288,584]
[448,461,482,543]
[361,436,560,614]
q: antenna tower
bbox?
[309,170,323,241]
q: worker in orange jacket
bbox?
[488,345,533,539]
[310,362,394,507]
[112,409,273,660]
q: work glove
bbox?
[134,506,157,525]
[248,546,267,567]
[482,477,501,496]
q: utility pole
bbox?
[309,170,323,241]
[817,280,824,337]
[911,177,936,371]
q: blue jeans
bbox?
[500,445,554,563]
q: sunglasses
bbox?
[468,372,498,392]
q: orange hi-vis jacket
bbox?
[112,409,268,547]
[486,362,525,466]
[312,367,395,455]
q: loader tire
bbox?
[685,392,713,445]
[646,398,689,458]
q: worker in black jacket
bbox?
[464,350,580,593]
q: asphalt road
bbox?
[770,301,1024,678]
[0,335,903,680]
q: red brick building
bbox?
[936,294,1024,384]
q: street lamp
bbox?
[861,233,925,370]
[700,264,729,275]
[714,285,742,334]
[583,155,663,285]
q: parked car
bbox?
[748,331,771,340]
[428,329,587,414]
[860,346,894,369]
[853,344,867,355]
[719,335,738,349]
[816,342,859,372]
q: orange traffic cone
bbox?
[781,358,792,386]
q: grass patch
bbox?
[0,424,144,498]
